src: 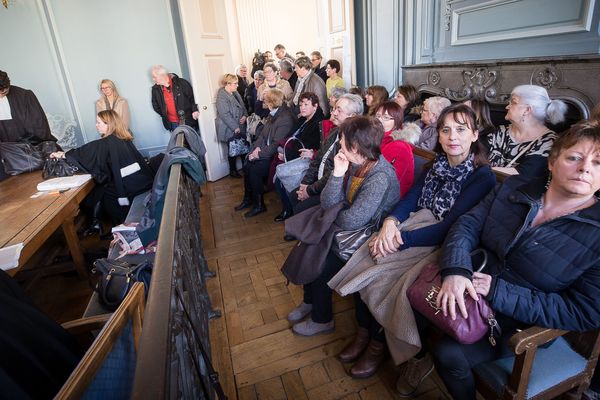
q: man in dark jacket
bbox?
[150,65,199,131]
[0,70,56,144]
[279,59,298,93]
[292,93,363,214]
[310,51,328,83]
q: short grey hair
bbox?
[235,64,247,75]
[330,87,348,99]
[424,96,451,116]
[253,70,265,80]
[512,84,567,125]
[279,59,294,73]
[151,65,168,76]
[337,93,364,116]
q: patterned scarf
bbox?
[346,160,377,204]
[418,153,475,220]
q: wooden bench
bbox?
[55,282,145,400]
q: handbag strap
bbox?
[283,136,305,163]
[470,248,488,272]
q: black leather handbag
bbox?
[0,142,44,175]
[42,158,78,179]
[92,258,153,311]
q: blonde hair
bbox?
[99,79,119,98]
[263,88,285,109]
[98,110,132,141]
[221,73,238,87]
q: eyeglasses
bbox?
[376,114,394,122]
[100,87,111,90]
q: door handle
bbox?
[202,106,208,110]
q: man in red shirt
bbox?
[150,65,199,131]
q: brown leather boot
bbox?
[349,339,387,379]
[338,327,370,363]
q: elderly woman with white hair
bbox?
[415,96,452,151]
[488,84,567,177]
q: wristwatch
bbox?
[385,216,401,228]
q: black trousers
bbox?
[303,249,345,323]
[242,158,271,196]
[289,189,321,214]
[414,310,515,400]
[354,294,385,342]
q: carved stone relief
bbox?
[531,66,560,90]
[440,67,500,102]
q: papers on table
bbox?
[36,174,92,192]
[0,243,23,271]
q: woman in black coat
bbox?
[234,88,296,218]
[51,110,154,230]
[273,92,324,221]
[398,120,600,399]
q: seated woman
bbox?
[414,120,600,400]
[394,84,421,123]
[289,116,401,336]
[488,84,567,177]
[415,96,451,151]
[464,98,495,148]
[95,79,130,130]
[51,110,154,231]
[273,92,325,222]
[328,104,495,379]
[375,101,418,197]
[244,70,264,115]
[290,93,364,216]
[216,73,248,178]
[365,85,389,116]
[234,88,296,217]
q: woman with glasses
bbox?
[329,104,495,381]
[257,62,293,107]
[216,73,248,178]
[95,79,130,130]
[488,84,567,177]
[375,101,418,197]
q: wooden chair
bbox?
[55,282,146,400]
[474,327,600,399]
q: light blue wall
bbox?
[354,0,600,87]
[0,0,188,153]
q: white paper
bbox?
[0,243,24,271]
[37,174,92,192]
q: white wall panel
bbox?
[234,0,320,68]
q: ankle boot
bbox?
[349,339,387,379]
[234,189,252,211]
[83,202,105,237]
[244,194,266,217]
[338,327,370,363]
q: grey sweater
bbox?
[321,155,401,230]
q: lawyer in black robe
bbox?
[0,83,57,144]
[54,110,154,224]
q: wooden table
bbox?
[0,171,94,278]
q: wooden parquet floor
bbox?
[203,177,451,400]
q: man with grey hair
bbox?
[283,93,363,241]
[150,65,199,131]
[292,56,329,116]
[235,64,249,101]
[310,51,327,82]
[279,58,297,93]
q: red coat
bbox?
[381,130,414,198]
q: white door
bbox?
[177,0,234,181]
[318,0,357,87]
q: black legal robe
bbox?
[0,86,56,144]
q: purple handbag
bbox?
[407,249,499,345]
